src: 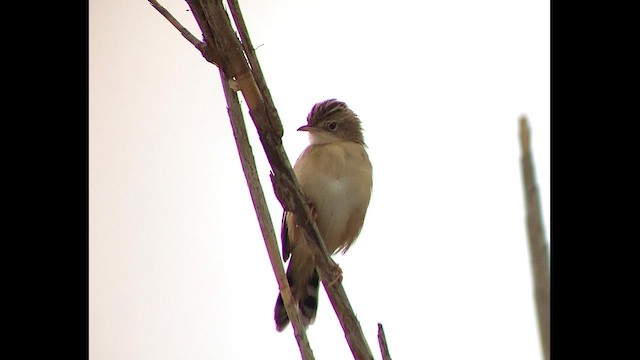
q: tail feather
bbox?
[274,294,289,332]
[274,269,320,331]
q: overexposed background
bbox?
[89,0,550,359]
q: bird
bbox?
[274,99,373,332]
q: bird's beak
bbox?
[297,125,316,132]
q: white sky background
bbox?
[89,0,550,359]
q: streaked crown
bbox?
[304,99,365,145]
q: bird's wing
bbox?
[280,211,291,261]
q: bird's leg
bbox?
[305,201,318,223]
[327,260,343,287]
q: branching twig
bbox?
[519,115,550,360]
[147,0,211,61]
[149,1,376,359]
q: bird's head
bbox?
[298,99,365,146]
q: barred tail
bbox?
[274,268,320,332]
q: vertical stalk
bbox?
[519,115,550,360]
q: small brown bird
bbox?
[274,99,373,331]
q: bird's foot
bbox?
[228,78,241,92]
[327,262,343,287]
[306,202,318,223]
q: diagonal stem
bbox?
[148,0,207,53]
[219,67,315,360]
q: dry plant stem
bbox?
[219,68,315,360]
[203,1,374,359]
[377,323,392,360]
[226,0,282,137]
[150,1,375,359]
[148,0,202,48]
[519,116,550,360]
[222,2,375,359]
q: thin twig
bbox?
[226,0,282,136]
[219,68,315,360]
[519,115,550,360]
[377,323,392,360]
[147,0,206,51]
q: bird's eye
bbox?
[327,121,337,131]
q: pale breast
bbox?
[294,141,373,253]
